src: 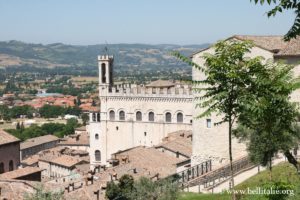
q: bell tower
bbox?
[98,55,114,96]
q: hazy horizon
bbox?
[0,0,295,45]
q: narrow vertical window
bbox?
[206,119,212,128]
[95,150,101,161]
[9,160,13,171]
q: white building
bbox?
[88,55,193,167]
[89,35,300,170]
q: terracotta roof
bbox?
[0,129,20,145]
[276,36,300,56]
[191,35,300,57]
[146,80,175,88]
[0,180,37,200]
[59,132,89,146]
[50,155,87,168]
[156,130,192,157]
[20,135,59,150]
[0,167,43,179]
[75,126,86,131]
[232,35,286,53]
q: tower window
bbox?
[165,112,172,123]
[92,113,96,122]
[119,111,125,121]
[144,132,147,136]
[109,110,115,121]
[148,112,154,122]
[136,111,142,121]
[97,113,100,122]
[95,134,99,140]
[95,150,101,161]
[177,113,183,123]
[206,119,212,128]
[101,63,106,83]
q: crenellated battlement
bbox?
[98,55,113,61]
[100,83,193,98]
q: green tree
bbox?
[106,181,122,200]
[24,185,63,200]
[173,40,265,199]
[81,113,89,125]
[235,62,300,174]
[251,0,300,40]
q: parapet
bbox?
[98,55,113,61]
[100,83,193,98]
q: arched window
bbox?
[177,113,183,123]
[97,113,100,122]
[9,160,13,171]
[0,162,4,174]
[119,111,125,121]
[95,150,101,161]
[148,112,154,122]
[136,111,142,121]
[95,134,99,140]
[165,112,172,122]
[109,110,115,121]
[101,63,106,83]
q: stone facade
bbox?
[88,55,193,167]
[191,36,300,167]
[0,130,20,173]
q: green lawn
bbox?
[179,162,300,200]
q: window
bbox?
[97,113,100,122]
[92,113,96,122]
[101,63,106,83]
[165,112,172,122]
[206,119,212,128]
[9,160,13,171]
[148,112,154,122]
[177,113,183,123]
[119,111,125,120]
[0,162,4,174]
[109,110,115,121]
[144,132,147,136]
[136,111,142,121]
[95,134,99,140]
[95,150,101,161]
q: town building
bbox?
[88,55,194,167]
[0,167,43,182]
[20,135,60,160]
[0,130,20,173]
[191,35,300,167]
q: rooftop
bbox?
[192,35,300,57]
[156,130,193,157]
[0,167,43,180]
[0,129,20,146]
[20,134,59,150]
[50,155,87,168]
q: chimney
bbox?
[94,190,100,200]
[133,168,137,174]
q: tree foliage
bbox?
[234,61,300,173]
[251,0,300,40]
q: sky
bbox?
[0,0,295,45]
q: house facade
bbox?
[191,35,300,167]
